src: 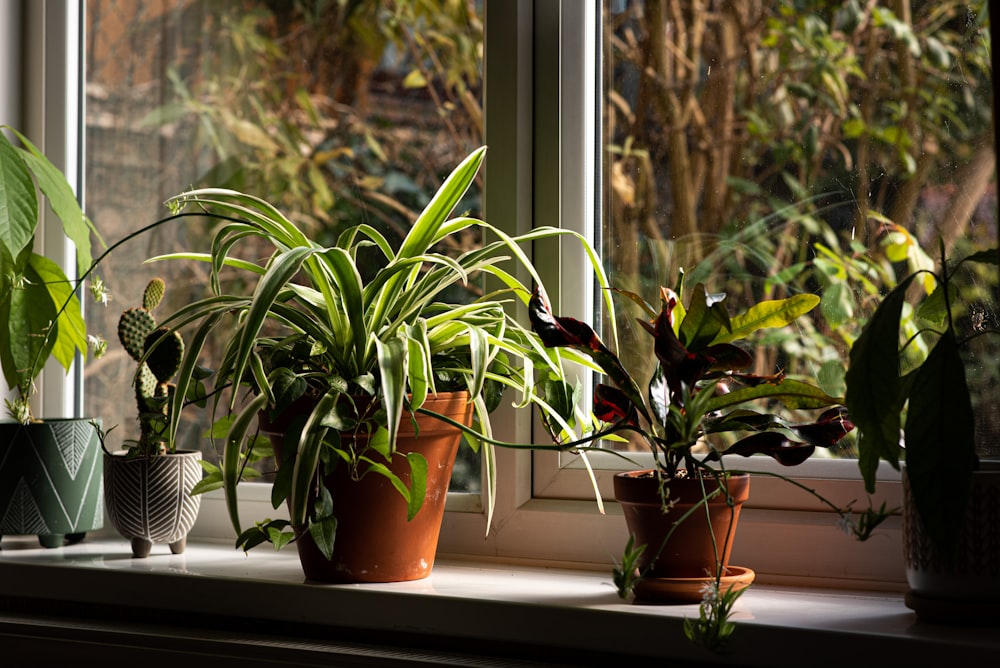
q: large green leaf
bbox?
[1,256,71,393]
[0,131,37,267]
[231,245,320,407]
[903,330,976,562]
[364,147,486,349]
[398,146,486,259]
[289,390,340,527]
[679,283,729,351]
[704,378,839,413]
[405,451,428,521]
[404,321,431,410]
[222,393,270,535]
[375,335,407,452]
[314,247,367,374]
[6,127,100,271]
[1,270,53,392]
[845,274,917,492]
[711,293,819,345]
[29,253,86,372]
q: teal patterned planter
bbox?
[104,450,202,558]
[0,418,105,547]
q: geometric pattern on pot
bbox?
[47,419,97,479]
[904,466,1000,584]
[104,450,202,556]
[0,419,105,543]
[2,478,51,535]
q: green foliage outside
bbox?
[90,1,995,472]
[603,0,997,455]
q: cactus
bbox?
[117,278,184,455]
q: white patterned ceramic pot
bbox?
[104,450,202,558]
[0,418,104,547]
[902,461,1000,624]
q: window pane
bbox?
[84,0,485,490]
[600,1,997,458]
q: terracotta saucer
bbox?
[633,565,755,604]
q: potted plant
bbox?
[145,146,607,582]
[0,126,108,548]
[527,274,883,645]
[100,278,204,558]
[845,241,999,624]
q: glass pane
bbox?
[84,0,485,491]
[600,1,997,457]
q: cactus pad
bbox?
[118,307,157,361]
[143,277,166,311]
[119,278,186,455]
[144,327,185,384]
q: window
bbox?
[11,0,996,588]
[82,0,486,496]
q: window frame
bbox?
[2,0,84,420]
[19,0,922,588]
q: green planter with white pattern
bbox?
[0,418,104,547]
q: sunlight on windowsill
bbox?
[1,534,997,664]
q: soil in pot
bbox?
[263,392,474,583]
[614,469,752,602]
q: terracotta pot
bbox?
[0,418,104,547]
[262,391,474,583]
[104,450,203,558]
[613,469,750,580]
[902,461,1000,625]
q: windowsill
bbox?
[1,535,997,665]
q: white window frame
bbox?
[1,0,83,420]
[15,0,912,589]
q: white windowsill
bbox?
[1,535,997,666]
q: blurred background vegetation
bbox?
[602,0,996,457]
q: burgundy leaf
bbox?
[528,289,606,352]
[529,288,651,424]
[718,431,816,466]
[594,384,638,425]
[791,406,854,448]
[639,307,713,402]
[703,343,753,372]
[727,370,787,387]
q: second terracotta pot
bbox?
[614,469,750,580]
[263,391,474,583]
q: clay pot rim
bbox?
[613,468,751,505]
[614,468,751,480]
[259,390,474,438]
